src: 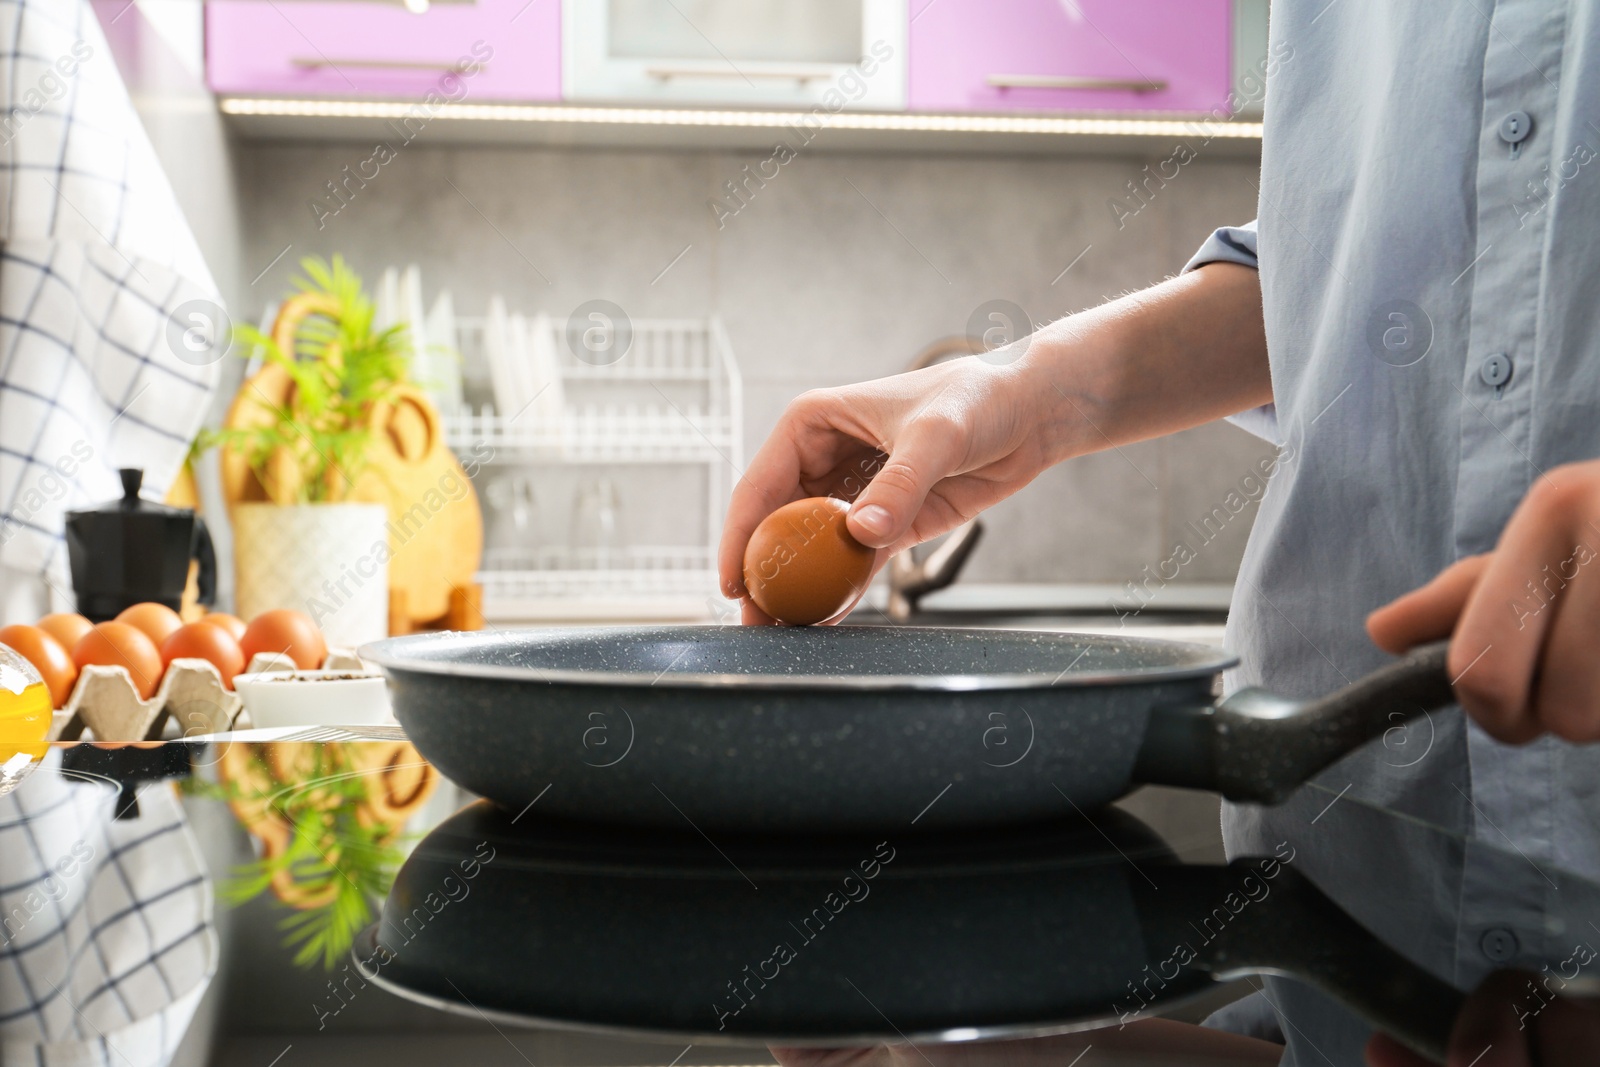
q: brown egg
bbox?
[161,622,247,689]
[0,624,79,707]
[743,496,876,625]
[198,612,248,642]
[37,612,93,652]
[241,609,327,671]
[73,622,163,700]
[115,602,184,647]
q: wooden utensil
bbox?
[220,300,483,631]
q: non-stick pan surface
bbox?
[363,626,1456,833]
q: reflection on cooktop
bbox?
[355,799,1456,1058]
[4,739,1599,1067]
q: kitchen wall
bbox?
[235,138,1273,592]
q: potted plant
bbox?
[211,257,409,647]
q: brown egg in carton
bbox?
[46,648,367,743]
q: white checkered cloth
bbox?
[0,751,215,1067]
[0,0,221,584]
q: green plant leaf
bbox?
[205,255,412,503]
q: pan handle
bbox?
[1136,864,1462,1064]
[1132,640,1454,803]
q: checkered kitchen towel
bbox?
[0,0,222,582]
[0,750,216,1067]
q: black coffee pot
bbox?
[64,468,217,622]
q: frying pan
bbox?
[361,627,1454,832]
[353,798,1462,1062]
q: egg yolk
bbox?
[0,681,52,770]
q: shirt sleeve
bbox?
[1184,220,1259,272]
[1182,220,1280,443]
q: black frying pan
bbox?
[361,627,1454,832]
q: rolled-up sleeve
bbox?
[1184,219,1259,273]
[1182,219,1278,443]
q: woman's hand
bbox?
[1367,458,1600,743]
[717,263,1273,625]
[717,357,1053,624]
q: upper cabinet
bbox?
[562,0,906,109]
[907,0,1233,114]
[207,0,1260,134]
[206,0,561,100]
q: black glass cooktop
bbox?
[7,735,1599,1067]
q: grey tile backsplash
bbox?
[238,140,1270,589]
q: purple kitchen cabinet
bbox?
[206,0,560,100]
[908,0,1232,114]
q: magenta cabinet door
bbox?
[206,0,560,100]
[909,0,1231,114]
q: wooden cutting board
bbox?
[220,364,483,626]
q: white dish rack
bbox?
[444,315,743,621]
[447,403,738,464]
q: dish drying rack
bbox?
[444,315,743,621]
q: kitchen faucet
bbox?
[886,520,985,621]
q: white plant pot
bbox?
[232,502,390,647]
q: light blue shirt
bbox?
[1184,1,1600,1061]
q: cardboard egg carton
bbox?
[47,648,366,743]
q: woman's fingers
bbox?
[846,414,970,549]
[1365,554,1489,654]
[717,395,835,600]
[1528,555,1600,741]
[720,475,797,602]
[718,363,1035,616]
[740,598,779,626]
[1451,474,1598,743]
[1368,461,1600,744]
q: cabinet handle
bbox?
[291,58,485,72]
[986,74,1166,93]
[644,65,834,85]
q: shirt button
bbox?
[1480,352,1514,388]
[1499,110,1533,144]
[1480,926,1519,963]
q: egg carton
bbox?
[46,648,365,743]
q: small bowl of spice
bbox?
[234,669,393,729]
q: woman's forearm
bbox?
[1021,262,1271,465]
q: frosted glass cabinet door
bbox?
[563,0,907,109]
[206,0,561,100]
[907,0,1232,114]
